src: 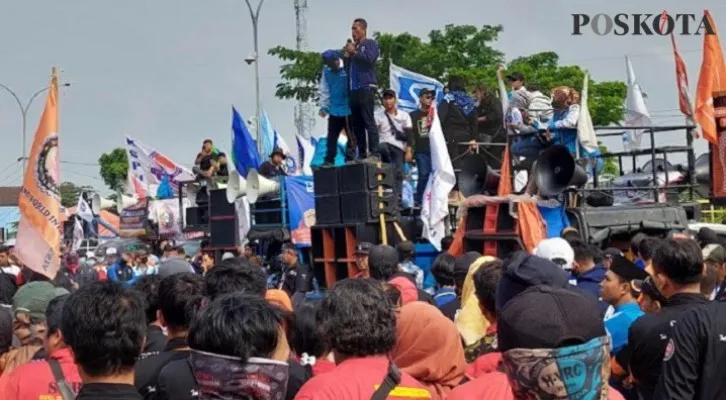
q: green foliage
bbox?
[59,181,93,208]
[268,24,627,126]
[98,148,128,192]
[598,143,620,176]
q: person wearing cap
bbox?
[448,285,625,399]
[600,256,647,355]
[619,238,706,399]
[353,242,372,278]
[633,276,665,314]
[375,89,412,197]
[533,237,575,273]
[702,243,726,300]
[319,49,356,165]
[408,88,435,206]
[603,247,623,269]
[258,148,288,179]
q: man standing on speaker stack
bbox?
[345,18,380,161]
[258,148,288,179]
[375,89,412,200]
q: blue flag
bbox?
[232,107,261,177]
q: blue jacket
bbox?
[548,105,603,174]
[604,302,644,355]
[107,261,140,286]
[346,38,379,90]
[576,264,609,315]
[319,62,351,117]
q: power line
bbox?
[0,161,19,179]
[62,168,104,182]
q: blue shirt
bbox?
[604,301,644,355]
[433,287,457,308]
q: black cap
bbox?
[270,148,287,159]
[498,285,605,351]
[495,252,570,311]
[418,88,434,98]
[396,241,415,255]
[454,252,481,285]
[610,256,648,281]
[506,72,525,82]
[382,89,396,98]
[632,276,666,303]
[603,247,623,259]
[355,242,373,255]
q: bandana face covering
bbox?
[191,350,290,400]
[501,336,610,400]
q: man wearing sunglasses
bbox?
[408,88,434,206]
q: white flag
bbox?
[236,197,251,246]
[420,106,456,251]
[624,57,651,150]
[72,217,84,251]
[296,134,316,176]
[125,136,195,198]
[497,71,510,122]
[390,63,444,112]
[577,74,599,154]
[76,193,94,222]
[274,131,299,175]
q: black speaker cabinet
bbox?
[210,216,237,248]
[315,195,342,225]
[464,203,517,234]
[185,207,208,228]
[338,163,396,193]
[251,199,283,225]
[313,167,339,196]
[209,189,235,217]
[340,191,399,223]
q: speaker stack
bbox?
[311,163,403,287]
[208,189,237,249]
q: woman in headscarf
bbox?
[455,256,496,348]
[393,302,467,399]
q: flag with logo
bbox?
[232,107,261,178]
[72,217,84,251]
[695,9,726,146]
[296,134,316,176]
[15,69,61,279]
[76,193,93,222]
[624,57,652,150]
[274,130,298,174]
[125,136,194,199]
[421,105,455,251]
[390,63,444,112]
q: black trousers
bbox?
[378,143,405,197]
[324,115,357,164]
[350,87,378,158]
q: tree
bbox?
[268,24,627,126]
[98,148,128,192]
[59,181,93,208]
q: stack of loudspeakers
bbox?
[311,163,403,287]
[185,189,209,229]
[208,189,237,249]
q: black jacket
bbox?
[258,161,286,179]
[437,100,477,147]
[654,299,726,399]
[135,337,188,399]
[76,383,142,400]
[280,263,313,297]
[617,293,708,399]
[142,325,168,355]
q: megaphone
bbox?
[226,170,247,203]
[535,145,588,196]
[247,169,280,204]
[458,153,500,197]
[91,194,115,215]
[695,153,710,198]
[116,194,139,214]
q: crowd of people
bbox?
[0,225,724,399]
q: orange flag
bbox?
[695,10,726,145]
[671,33,695,120]
[15,69,61,279]
[497,144,512,196]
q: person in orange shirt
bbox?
[3,294,82,399]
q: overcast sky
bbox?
[0,0,723,193]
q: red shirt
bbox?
[294,356,431,399]
[2,348,82,400]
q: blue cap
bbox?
[322,50,341,62]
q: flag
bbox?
[72,217,84,252]
[390,63,445,112]
[672,33,696,120]
[695,10,726,146]
[15,69,61,279]
[77,193,93,222]
[260,109,276,160]
[274,130,298,174]
[125,136,195,198]
[497,69,510,127]
[624,57,652,150]
[577,74,599,154]
[421,105,456,251]
[296,134,316,176]
[232,107,261,178]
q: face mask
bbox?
[191,350,289,400]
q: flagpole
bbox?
[244,0,265,155]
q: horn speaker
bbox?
[226,170,247,203]
[247,170,280,204]
[535,145,588,196]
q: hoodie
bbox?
[576,265,609,315]
[449,337,625,399]
[319,52,350,117]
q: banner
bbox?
[390,63,444,112]
[15,70,61,279]
[119,198,148,237]
[285,176,315,247]
[149,198,187,238]
[126,136,195,198]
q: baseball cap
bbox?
[534,238,575,271]
[631,276,666,303]
[498,285,605,351]
[396,241,415,256]
[13,282,69,322]
[222,252,235,261]
[506,72,525,82]
[355,242,373,256]
[603,247,623,259]
[610,256,648,282]
[703,243,726,263]
[495,252,570,311]
[382,89,396,98]
[418,88,434,98]
[105,247,118,256]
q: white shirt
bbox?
[375,108,412,151]
[1,265,20,276]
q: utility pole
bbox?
[244,0,265,154]
[294,0,314,139]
